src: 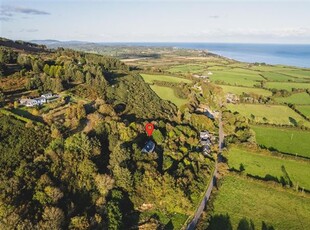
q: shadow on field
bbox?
[206,215,275,230]
[207,214,232,230]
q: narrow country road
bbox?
[186,108,224,230]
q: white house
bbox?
[41,92,53,99]
[19,92,58,107]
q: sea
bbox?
[103,42,310,68]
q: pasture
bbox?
[150,85,187,108]
[265,82,310,91]
[227,104,310,127]
[252,125,310,158]
[296,105,310,118]
[167,64,206,74]
[276,69,310,79]
[209,175,310,230]
[227,147,310,189]
[275,92,310,105]
[209,70,264,87]
[219,85,272,97]
[140,74,192,84]
[260,72,296,82]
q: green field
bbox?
[150,85,187,108]
[210,70,264,87]
[261,72,296,82]
[219,85,272,96]
[209,175,310,230]
[275,92,310,105]
[227,147,310,189]
[276,70,310,79]
[252,125,310,158]
[227,104,310,127]
[265,82,310,91]
[296,105,310,118]
[140,74,192,84]
[167,64,206,74]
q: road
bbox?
[186,110,224,230]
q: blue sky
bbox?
[1,0,310,43]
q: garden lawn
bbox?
[210,175,310,230]
[252,125,310,158]
[227,147,310,189]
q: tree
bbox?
[69,216,89,230]
[152,129,164,144]
[43,64,50,75]
[0,90,4,105]
[38,206,65,230]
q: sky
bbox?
[1,0,310,43]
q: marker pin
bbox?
[145,123,154,136]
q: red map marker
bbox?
[145,123,154,136]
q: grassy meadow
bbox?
[150,85,187,108]
[167,64,206,74]
[227,104,310,127]
[227,147,310,189]
[140,73,192,84]
[296,105,310,118]
[275,92,310,105]
[261,72,297,82]
[219,85,272,96]
[252,125,310,158]
[210,70,264,87]
[209,175,310,230]
[265,82,310,91]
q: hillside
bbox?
[0,38,218,229]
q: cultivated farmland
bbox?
[252,125,310,158]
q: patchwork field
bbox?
[275,92,310,105]
[210,70,264,87]
[260,72,297,82]
[227,104,310,127]
[219,85,272,97]
[140,74,192,84]
[265,82,310,91]
[296,105,310,118]
[252,125,310,158]
[167,64,206,74]
[227,147,310,189]
[276,70,310,79]
[209,175,310,230]
[150,85,187,108]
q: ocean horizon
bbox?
[97,42,310,68]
